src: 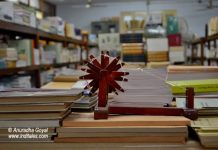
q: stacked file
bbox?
[0,88,82,142]
[120,33,145,62]
[55,113,190,143]
[121,43,145,62]
[147,38,169,62]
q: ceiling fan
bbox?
[197,0,218,11]
[71,0,107,8]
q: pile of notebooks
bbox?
[55,112,190,143]
[0,88,82,142]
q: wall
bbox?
[57,0,218,36]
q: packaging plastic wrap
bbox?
[144,25,166,38]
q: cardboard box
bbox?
[147,38,169,52]
[167,34,182,46]
[65,23,76,38]
[98,33,120,51]
[169,46,185,63]
[0,2,14,22]
[46,17,65,36]
[14,4,36,28]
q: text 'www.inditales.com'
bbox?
[7,127,49,139]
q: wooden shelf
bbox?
[0,21,83,45]
[192,33,218,45]
[190,32,218,65]
[0,62,80,76]
[0,21,37,36]
[206,33,218,41]
[191,38,203,45]
[0,20,84,87]
[88,42,98,47]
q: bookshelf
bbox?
[0,20,84,88]
[189,33,218,65]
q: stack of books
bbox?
[55,112,190,143]
[54,68,190,144]
[120,33,145,62]
[0,88,82,142]
[167,65,218,148]
[71,95,98,111]
[121,43,145,62]
[146,38,169,62]
[191,117,218,148]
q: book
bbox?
[71,80,91,89]
[63,113,190,127]
[8,39,33,67]
[57,132,187,138]
[57,126,187,133]
[191,117,218,128]
[166,79,218,94]
[53,75,79,82]
[167,65,218,73]
[54,136,186,143]
[41,82,76,90]
[0,109,71,120]
[147,61,169,68]
[0,89,83,104]
[166,72,218,81]
[41,74,81,89]
[0,120,60,128]
[0,103,71,113]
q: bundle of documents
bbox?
[0,88,82,142]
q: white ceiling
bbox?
[47,0,194,5]
[46,0,143,5]
[46,0,216,6]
